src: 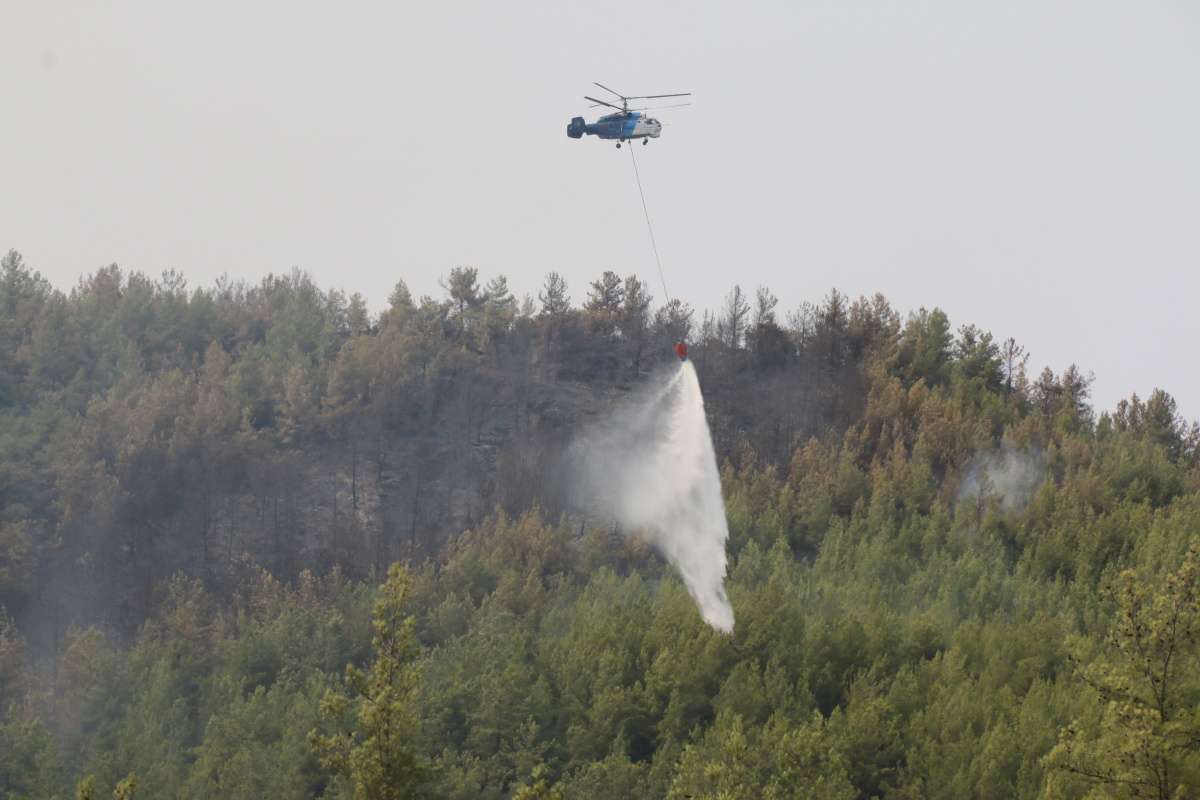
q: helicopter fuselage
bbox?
[567,111,662,142]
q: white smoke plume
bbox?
[957,445,1046,511]
[568,362,734,633]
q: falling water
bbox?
[571,361,734,632]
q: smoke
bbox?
[957,445,1046,511]
[568,362,734,633]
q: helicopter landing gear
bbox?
[615,141,621,148]
[642,139,648,146]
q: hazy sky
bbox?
[3,2,1198,416]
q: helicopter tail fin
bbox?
[567,117,586,139]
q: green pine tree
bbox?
[310,563,428,799]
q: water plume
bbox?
[569,361,734,633]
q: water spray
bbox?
[570,361,734,633]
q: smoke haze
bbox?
[957,445,1047,512]
[569,362,734,633]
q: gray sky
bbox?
[3,1,1198,417]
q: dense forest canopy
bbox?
[1,248,1199,798]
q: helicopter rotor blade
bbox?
[584,95,625,112]
[593,82,626,100]
[627,103,693,111]
[625,92,691,100]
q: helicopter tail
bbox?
[567,117,586,139]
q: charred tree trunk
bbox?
[410,472,422,551]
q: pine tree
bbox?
[310,563,428,799]
[538,272,570,317]
[1046,543,1200,798]
[999,336,1028,393]
[584,271,624,315]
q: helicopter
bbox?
[566,82,691,147]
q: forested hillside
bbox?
[2,248,1199,799]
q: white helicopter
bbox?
[566,82,691,148]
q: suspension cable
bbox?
[628,146,671,305]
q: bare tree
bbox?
[719,285,750,350]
